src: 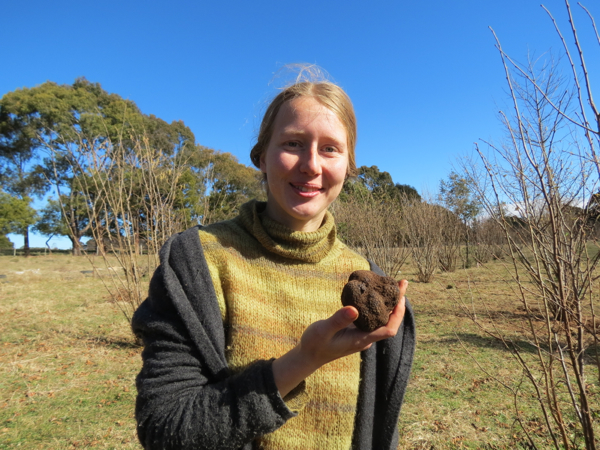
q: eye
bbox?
[284,141,301,149]
[323,146,337,153]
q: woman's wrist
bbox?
[272,345,320,398]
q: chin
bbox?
[290,206,327,223]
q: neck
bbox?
[263,200,325,232]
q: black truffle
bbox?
[341,270,400,332]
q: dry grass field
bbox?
[0,255,140,449]
[0,254,597,449]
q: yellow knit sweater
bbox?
[198,200,370,449]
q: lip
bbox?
[290,183,323,197]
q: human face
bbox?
[260,96,349,232]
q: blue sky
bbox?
[2,0,599,249]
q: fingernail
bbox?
[345,307,358,320]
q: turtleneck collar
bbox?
[238,200,337,263]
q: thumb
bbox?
[326,306,359,333]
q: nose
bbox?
[300,145,321,176]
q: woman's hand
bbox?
[272,279,408,397]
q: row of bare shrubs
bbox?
[332,191,507,283]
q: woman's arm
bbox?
[132,249,300,450]
[134,276,407,450]
[272,280,408,397]
[133,293,296,450]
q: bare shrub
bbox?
[471,218,506,264]
[461,4,600,447]
[400,196,444,283]
[49,132,188,325]
[438,209,463,272]
[333,188,409,278]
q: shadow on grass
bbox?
[417,306,538,323]
[445,333,539,354]
[85,335,141,349]
[584,343,600,365]
[446,334,600,367]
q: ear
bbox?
[259,151,268,174]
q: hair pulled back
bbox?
[250,77,358,178]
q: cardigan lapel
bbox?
[159,226,229,377]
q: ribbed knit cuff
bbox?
[282,380,308,414]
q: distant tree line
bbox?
[0,78,262,255]
[2,78,596,274]
[0,77,546,269]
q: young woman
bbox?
[132,78,415,450]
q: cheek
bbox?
[261,151,295,181]
[329,159,349,185]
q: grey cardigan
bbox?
[132,226,415,450]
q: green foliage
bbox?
[357,165,396,196]
[0,78,198,252]
[342,165,420,202]
[180,146,262,225]
[395,183,421,202]
[0,192,37,234]
[33,198,71,238]
[0,77,264,254]
[0,233,13,248]
[338,177,371,203]
[439,171,480,224]
[438,171,481,268]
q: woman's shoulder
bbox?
[157,220,243,265]
[197,216,252,249]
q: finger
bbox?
[392,279,408,319]
[393,279,408,323]
[325,306,359,335]
[368,295,406,341]
[389,298,406,326]
[397,279,408,298]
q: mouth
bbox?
[291,183,323,196]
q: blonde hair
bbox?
[250,69,358,178]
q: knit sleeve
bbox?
[131,229,298,450]
[133,301,295,450]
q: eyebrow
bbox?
[278,128,347,147]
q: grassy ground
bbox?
[399,260,599,449]
[398,262,533,449]
[0,255,140,449]
[0,254,597,449]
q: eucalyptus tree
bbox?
[0,99,48,255]
[0,191,37,251]
[0,78,196,254]
[439,170,481,267]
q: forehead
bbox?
[274,97,347,140]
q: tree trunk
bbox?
[464,229,470,269]
[23,225,30,257]
[70,235,82,256]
